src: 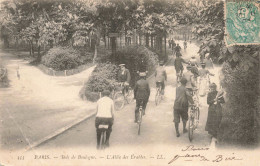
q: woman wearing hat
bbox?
[198,62,214,96]
[205,83,225,140]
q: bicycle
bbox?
[155,82,163,106]
[176,70,183,84]
[188,89,200,142]
[98,124,109,149]
[137,100,144,135]
[112,83,134,110]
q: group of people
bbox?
[95,48,224,149]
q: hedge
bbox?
[42,46,83,71]
[80,46,159,102]
[218,62,259,146]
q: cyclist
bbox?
[175,44,182,57]
[184,40,187,49]
[95,90,114,149]
[155,61,167,95]
[174,53,188,82]
[134,72,150,122]
[173,77,194,137]
[182,65,196,92]
[188,56,199,85]
[118,64,131,94]
[199,62,214,81]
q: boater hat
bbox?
[139,72,146,77]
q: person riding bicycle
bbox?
[173,77,194,137]
[134,72,150,122]
[174,53,188,81]
[184,40,187,49]
[95,90,115,149]
[155,61,167,95]
[118,64,131,94]
[182,65,196,91]
[175,44,182,57]
[199,62,214,81]
[188,56,199,85]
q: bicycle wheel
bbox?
[195,107,200,128]
[114,92,125,110]
[155,90,159,106]
[138,109,142,135]
[126,88,134,104]
[188,117,194,142]
[100,131,105,149]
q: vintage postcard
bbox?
[0,0,259,166]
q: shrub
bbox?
[0,66,9,88]
[42,46,83,71]
[79,63,118,102]
[218,62,259,145]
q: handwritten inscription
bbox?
[168,153,242,164]
[182,145,209,151]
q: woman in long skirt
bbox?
[205,83,225,139]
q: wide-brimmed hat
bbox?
[119,64,125,67]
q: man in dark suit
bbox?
[118,64,131,94]
[173,77,194,137]
[134,72,150,123]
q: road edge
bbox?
[25,111,96,152]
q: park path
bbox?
[37,40,222,154]
[0,50,96,151]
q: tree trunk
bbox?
[151,35,153,48]
[37,45,41,62]
[111,37,116,63]
[125,28,127,46]
[146,33,149,47]
[139,33,142,46]
[104,34,106,48]
[164,33,167,61]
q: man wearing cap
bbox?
[134,72,150,123]
[155,61,167,95]
[95,90,114,149]
[173,77,194,137]
[118,64,131,94]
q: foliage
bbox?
[191,0,224,62]
[219,59,259,145]
[42,46,83,71]
[87,62,118,90]
[80,63,118,101]
[116,45,159,86]
[0,66,9,88]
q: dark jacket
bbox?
[134,78,150,100]
[137,58,148,72]
[118,68,131,83]
[174,57,186,71]
[174,85,194,110]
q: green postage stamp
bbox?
[225,0,260,46]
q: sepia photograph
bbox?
[0,0,259,165]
